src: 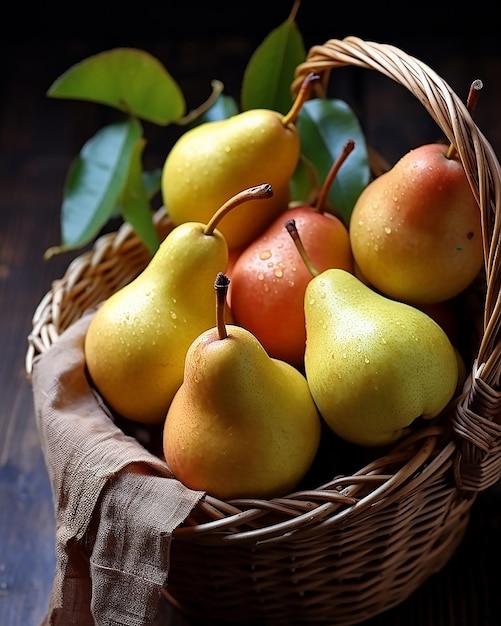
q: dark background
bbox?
[3,0,500,168]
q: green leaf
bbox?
[241,18,306,114]
[47,118,143,257]
[47,48,186,125]
[296,99,371,224]
[119,138,160,256]
[109,168,160,220]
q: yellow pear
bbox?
[163,273,322,499]
[161,74,318,249]
[84,184,272,424]
[303,268,459,447]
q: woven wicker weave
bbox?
[26,37,501,625]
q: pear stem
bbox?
[177,79,224,126]
[446,78,483,159]
[314,139,355,213]
[214,272,231,339]
[204,183,273,236]
[285,218,320,277]
[281,72,319,127]
[288,0,301,22]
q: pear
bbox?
[84,184,272,425]
[229,141,355,368]
[349,143,483,305]
[163,273,322,500]
[303,268,459,447]
[161,73,318,249]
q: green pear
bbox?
[303,268,459,447]
[161,74,318,249]
[84,184,272,425]
[349,143,483,304]
[163,273,322,499]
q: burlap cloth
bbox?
[31,311,204,626]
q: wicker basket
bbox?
[26,37,501,626]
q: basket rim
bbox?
[172,428,458,544]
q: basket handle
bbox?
[293,37,501,491]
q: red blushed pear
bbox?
[229,141,356,369]
[226,244,245,279]
[349,81,485,306]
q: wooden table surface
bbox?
[1,12,501,626]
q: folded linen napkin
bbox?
[31,312,203,626]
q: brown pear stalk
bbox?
[281,71,320,127]
[285,218,319,277]
[446,79,483,159]
[214,272,231,339]
[204,184,273,235]
[313,140,355,214]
